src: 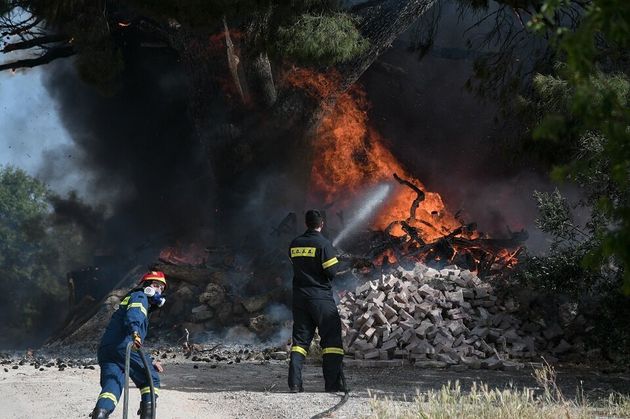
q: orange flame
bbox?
[285,69,461,243]
[159,243,206,266]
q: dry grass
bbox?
[369,363,630,419]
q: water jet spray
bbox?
[332,183,392,247]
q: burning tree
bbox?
[0,0,531,274]
[0,1,438,206]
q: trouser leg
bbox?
[94,361,124,412]
[288,298,316,390]
[313,297,345,391]
[129,350,161,403]
[129,350,160,418]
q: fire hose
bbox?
[310,370,349,419]
[122,341,157,419]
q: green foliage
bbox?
[276,13,368,65]
[520,63,630,353]
[515,187,629,357]
[525,0,630,291]
[0,167,93,347]
[533,189,585,244]
[518,190,601,298]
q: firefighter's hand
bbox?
[153,360,164,373]
[131,331,142,350]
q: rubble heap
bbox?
[339,263,577,370]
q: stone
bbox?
[381,339,398,351]
[428,309,443,323]
[414,360,448,369]
[344,359,407,368]
[418,284,436,297]
[459,356,481,369]
[241,294,269,313]
[382,303,398,319]
[474,287,490,299]
[470,326,489,338]
[269,351,288,361]
[191,305,213,321]
[502,361,524,371]
[445,290,464,305]
[436,353,458,364]
[415,320,435,337]
[364,349,381,359]
[481,356,503,370]
[200,283,226,308]
[412,340,436,355]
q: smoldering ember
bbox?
[1,1,629,419]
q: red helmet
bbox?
[140,271,167,290]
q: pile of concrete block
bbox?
[338,263,572,370]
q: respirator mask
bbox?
[144,286,166,307]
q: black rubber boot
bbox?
[90,407,111,419]
[138,401,154,419]
[288,351,306,392]
[323,354,345,392]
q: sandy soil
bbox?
[1,356,629,419]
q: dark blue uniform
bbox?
[288,229,344,392]
[94,290,160,412]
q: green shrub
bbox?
[276,13,369,65]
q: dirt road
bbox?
[1,356,629,419]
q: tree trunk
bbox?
[338,0,437,92]
[247,51,277,107]
[243,5,277,108]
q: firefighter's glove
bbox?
[132,331,142,350]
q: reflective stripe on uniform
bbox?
[98,392,118,405]
[322,347,344,355]
[140,386,160,396]
[291,345,308,356]
[127,302,147,317]
[322,257,339,269]
[290,247,317,257]
[120,296,130,306]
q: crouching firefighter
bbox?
[90,271,168,419]
[288,209,346,393]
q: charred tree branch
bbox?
[393,172,425,220]
[0,45,75,71]
[2,34,69,53]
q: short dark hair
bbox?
[305,209,324,229]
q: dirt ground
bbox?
[1,355,629,419]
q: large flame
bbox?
[286,69,462,243]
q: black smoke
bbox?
[42,28,214,254]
